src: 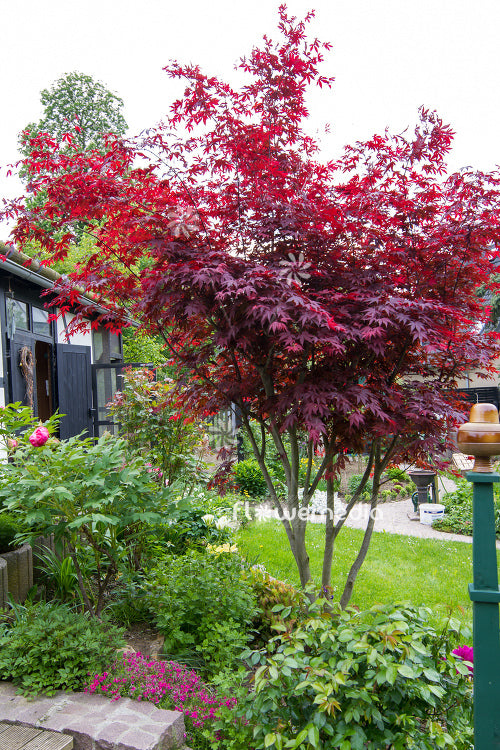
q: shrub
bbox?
[0,403,169,616]
[154,506,232,554]
[243,567,305,641]
[234,459,269,498]
[0,513,22,554]
[144,549,257,672]
[107,367,209,490]
[0,601,125,695]
[433,509,473,536]
[346,473,373,501]
[433,479,500,536]
[223,602,473,750]
[384,466,411,484]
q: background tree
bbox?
[18,71,128,243]
[19,71,127,156]
[5,7,500,606]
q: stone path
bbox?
[0,683,189,750]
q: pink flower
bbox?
[29,425,50,447]
[7,438,18,451]
[453,644,474,673]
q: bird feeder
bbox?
[409,470,436,512]
[456,402,500,472]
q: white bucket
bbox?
[419,503,445,525]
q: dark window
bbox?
[6,298,29,334]
[32,306,51,336]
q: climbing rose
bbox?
[29,425,49,447]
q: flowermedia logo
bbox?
[278,251,311,287]
[231,500,381,524]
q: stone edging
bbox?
[0,543,33,605]
[0,681,190,750]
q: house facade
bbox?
[0,244,123,438]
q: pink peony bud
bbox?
[7,438,18,451]
[29,425,50,447]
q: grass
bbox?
[236,520,487,628]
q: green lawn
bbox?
[236,520,489,628]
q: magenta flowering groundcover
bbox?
[85,652,235,729]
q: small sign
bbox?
[452,452,474,472]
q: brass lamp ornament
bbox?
[457,403,500,473]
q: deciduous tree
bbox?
[19,71,127,155]
[4,6,500,605]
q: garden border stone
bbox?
[0,557,7,610]
[0,681,191,750]
[0,543,33,603]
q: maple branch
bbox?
[332,442,376,542]
[238,406,287,521]
[259,369,292,484]
[287,426,300,506]
[340,439,383,609]
[302,439,314,503]
[306,446,340,502]
[386,337,412,386]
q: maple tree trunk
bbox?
[339,477,380,609]
[286,515,311,589]
[321,474,336,589]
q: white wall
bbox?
[56,313,93,360]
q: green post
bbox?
[466,471,500,749]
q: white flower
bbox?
[215,515,231,530]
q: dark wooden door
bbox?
[10,333,36,411]
[56,344,93,439]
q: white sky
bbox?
[2,0,500,239]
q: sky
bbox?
[1,0,500,238]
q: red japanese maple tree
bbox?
[4,7,500,604]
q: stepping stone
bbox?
[0,722,73,750]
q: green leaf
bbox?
[289,728,308,749]
[265,732,277,747]
[307,724,319,748]
[337,630,353,642]
[423,667,440,682]
[269,665,279,680]
[386,663,399,685]
[428,684,445,698]
[398,664,417,679]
